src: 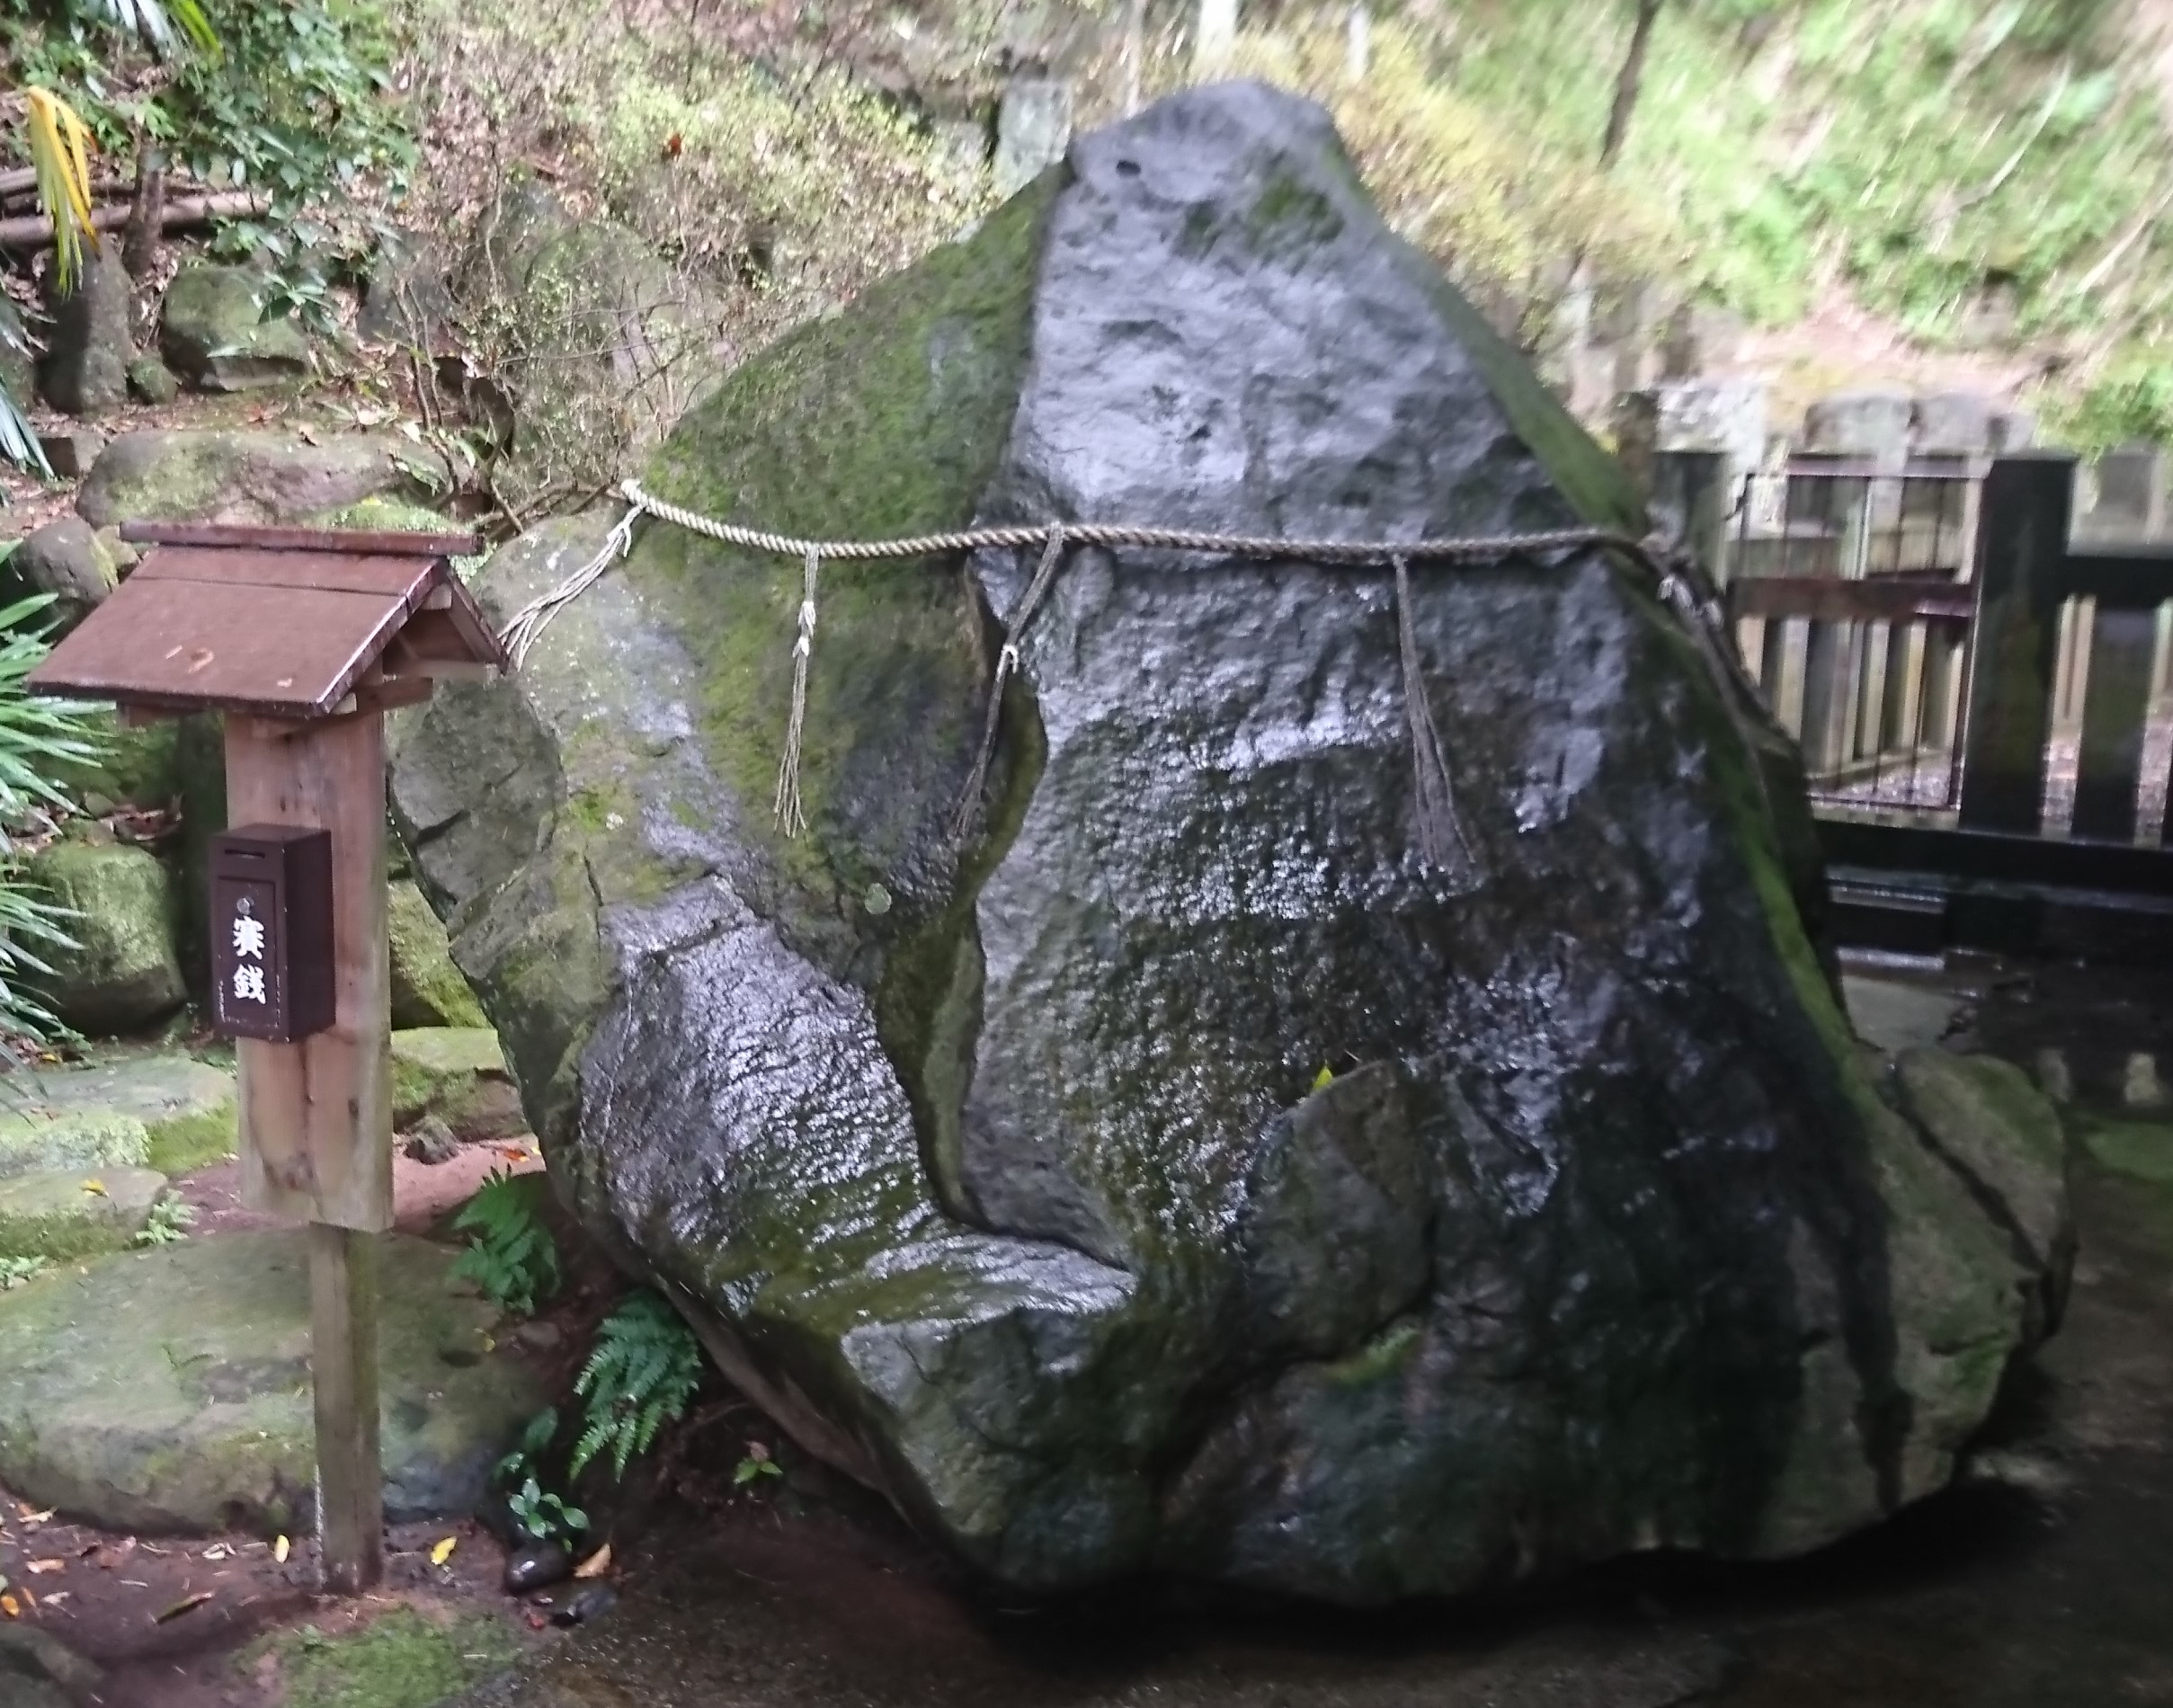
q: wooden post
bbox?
[1959,456,2076,834]
[312,1223,382,1592]
[225,710,392,1593]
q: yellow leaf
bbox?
[273,1535,289,1564]
[1,1594,17,1618]
[21,89,99,295]
[573,1543,611,1579]
[81,1179,106,1196]
[1312,1065,1334,1090]
[430,1535,457,1567]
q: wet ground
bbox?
[446,957,2173,1708]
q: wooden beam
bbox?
[117,520,480,558]
[310,1222,383,1593]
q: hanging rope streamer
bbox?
[1394,555,1473,871]
[952,520,1068,839]
[773,546,820,835]
[497,478,1739,868]
[500,503,640,670]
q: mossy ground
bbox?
[2079,1118,2173,1187]
[247,1607,520,1708]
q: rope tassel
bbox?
[774,546,820,836]
[952,522,1069,841]
[1394,555,1474,874]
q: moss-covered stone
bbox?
[159,264,309,392]
[74,431,456,530]
[0,1052,235,1179]
[0,1231,547,1533]
[25,841,185,1035]
[389,881,489,1029]
[247,1607,520,1708]
[391,1027,523,1138]
[0,1166,165,1262]
[0,1108,149,1180]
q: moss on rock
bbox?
[391,1027,523,1138]
[0,1167,165,1262]
[248,1607,519,1708]
[24,842,185,1036]
[0,1053,235,1179]
[389,881,489,1030]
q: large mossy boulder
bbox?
[25,841,185,1035]
[0,1231,546,1533]
[76,429,454,529]
[158,263,310,392]
[389,85,2070,1604]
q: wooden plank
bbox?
[1958,457,2074,834]
[1727,575,1976,625]
[133,546,440,605]
[118,520,479,557]
[2073,602,2159,843]
[226,713,392,1232]
[310,1222,383,1593]
[31,578,408,718]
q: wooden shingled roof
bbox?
[28,523,505,722]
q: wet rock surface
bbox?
[393,84,2069,1601]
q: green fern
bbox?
[132,1191,195,1247]
[450,1169,558,1316]
[570,1290,704,1481]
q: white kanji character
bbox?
[232,914,266,960]
[232,965,267,1004]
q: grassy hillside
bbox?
[1216,0,2173,448]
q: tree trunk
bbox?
[1601,0,1663,167]
[121,148,167,280]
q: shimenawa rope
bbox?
[497,477,1711,871]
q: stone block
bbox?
[0,1166,166,1262]
[1911,392,1994,456]
[37,254,134,419]
[1803,390,1912,459]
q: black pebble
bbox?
[504,1539,572,1595]
[553,1582,619,1626]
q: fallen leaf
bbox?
[1312,1064,1334,1090]
[573,1543,610,1579]
[525,1613,548,1630]
[39,1592,67,1606]
[18,1508,51,1526]
[200,1543,227,1561]
[80,1179,106,1196]
[296,424,319,446]
[273,1535,290,1564]
[155,1591,214,1623]
[430,1535,457,1567]
[25,1560,63,1574]
[1,1595,17,1618]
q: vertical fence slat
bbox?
[2073,602,2159,842]
[1958,457,2074,835]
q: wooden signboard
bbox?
[28,520,505,1593]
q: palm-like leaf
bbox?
[23,90,99,297]
[0,386,51,481]
[74,0,218,55]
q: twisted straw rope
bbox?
[497,478,1733,866]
